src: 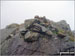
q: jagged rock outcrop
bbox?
[57,20,71,31]
[0,16,75,56]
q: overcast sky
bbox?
[1,1,74,30]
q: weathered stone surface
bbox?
[31,23,53,37]
[57,33,66,38]
[30,24,42,32]
[24,31,39,42]
[20,30,28,36]
[24,19,34,29]
[0,28,17,44]
[57,20,71,31]
[0,16,74,55]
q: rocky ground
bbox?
[0,16,75,56]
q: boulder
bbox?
[57,33,66,38]
[24,31,39,42]
[33,23,53,36]
[30,24,42,32]
[46,30,53,37]
[24,19,34,29]
[25,19,41,30]
[57,20,71,31]
[33,23,47,32]
[29,23,53,37]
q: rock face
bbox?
[57,20,71,31]
[0,16,75,55]
[24,31,40,42]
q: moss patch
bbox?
[70,36,75,42]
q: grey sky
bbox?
[1,1,74,30]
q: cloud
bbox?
[1,1,74,30]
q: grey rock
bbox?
[24,19,34,29]
[57,20,71,31]
[33,23,53,36]
[24,31,39,42]
[1,16,74,55]
[0,28,17,44]
[64,36,70,42]
[57,33,66,38]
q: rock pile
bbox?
[20,16,54,42]
[0,16,75,55]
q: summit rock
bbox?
[0,16,75,55]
